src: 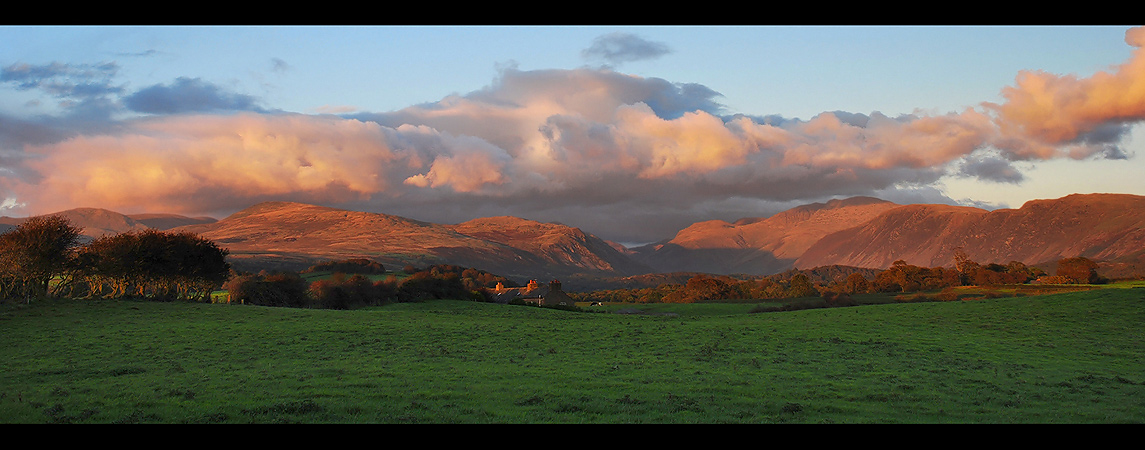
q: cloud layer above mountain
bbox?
[2,28,1144,243]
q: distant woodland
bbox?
[572,250,1106,306]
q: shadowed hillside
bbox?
[447,216,651,276]
[634,197,899,275]
[127,213,217,230]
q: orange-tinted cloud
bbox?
[3,28,1145,243]
[985,26,1145,159]
[11,114,407,215]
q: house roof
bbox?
[491,284,551,302]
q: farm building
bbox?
[490,279,574,306]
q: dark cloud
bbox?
[1,61,124,101]
[123,77,265,114]
[958,155,1024,183]
[0,115,66,148]
[115,49,159,58]
[582,32,671,66]
[270,57,290,73]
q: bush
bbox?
[224,272,310,307]
[935,288,960,302]
[1056,257,1105,284]
[309,274,393,310]
[822,291,857,307]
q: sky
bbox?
[2,25,1144,245]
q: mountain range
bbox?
[5,193,1144,283]
[0,208,215,240]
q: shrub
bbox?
[309,274,381,310]
[822,291,857,307]
[935,288,960,302]
[224,272,310,307]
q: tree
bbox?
[952,247,979,285]
[224,272,309,307]
[841,272,870,295]
[680,275,738,302]
[1056,257,1102,284]
[0,215,83,301]
[786,273,819,298]
[76,229,230,301]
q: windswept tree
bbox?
[0,215,83,301]
[77,229,230,300]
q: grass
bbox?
[1,282,1143,423]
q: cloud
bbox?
[123,77,265,114]
[984,26,1145,160]
[270,57,291,73]
[957,155,1024,184]
[582,32,671,66]
[115,49,159,58]
[1,61,125,120]
[4,28,1145,243]
[8,113,406,215]
[1,61,120,93]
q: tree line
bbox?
[0,215,514,310]
[0,216,230,303]
[224,262,516,310]
[572,252,1105,305]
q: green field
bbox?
[2,282,1143,423]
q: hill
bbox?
[447,216,651,277]
[174,201,646,280]
[633,196,900,274]
[795,193,1145,270]
[4,193,1143,281]
[0,207,151,239]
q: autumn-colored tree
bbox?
[1055,257,1102,284]
[786,273,819,298]
[681,275,739,302]
[951,247,979,285]
[841,272,870,294]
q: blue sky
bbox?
[1,25,1143,243]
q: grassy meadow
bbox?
[1,282,1143,423]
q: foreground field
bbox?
[2,284,1143,423]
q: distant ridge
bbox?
[795,193,1145,270]
[0,207,150,239]
[5,192,1144,282]
[632,196,900,274]
[173,201,649,280]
